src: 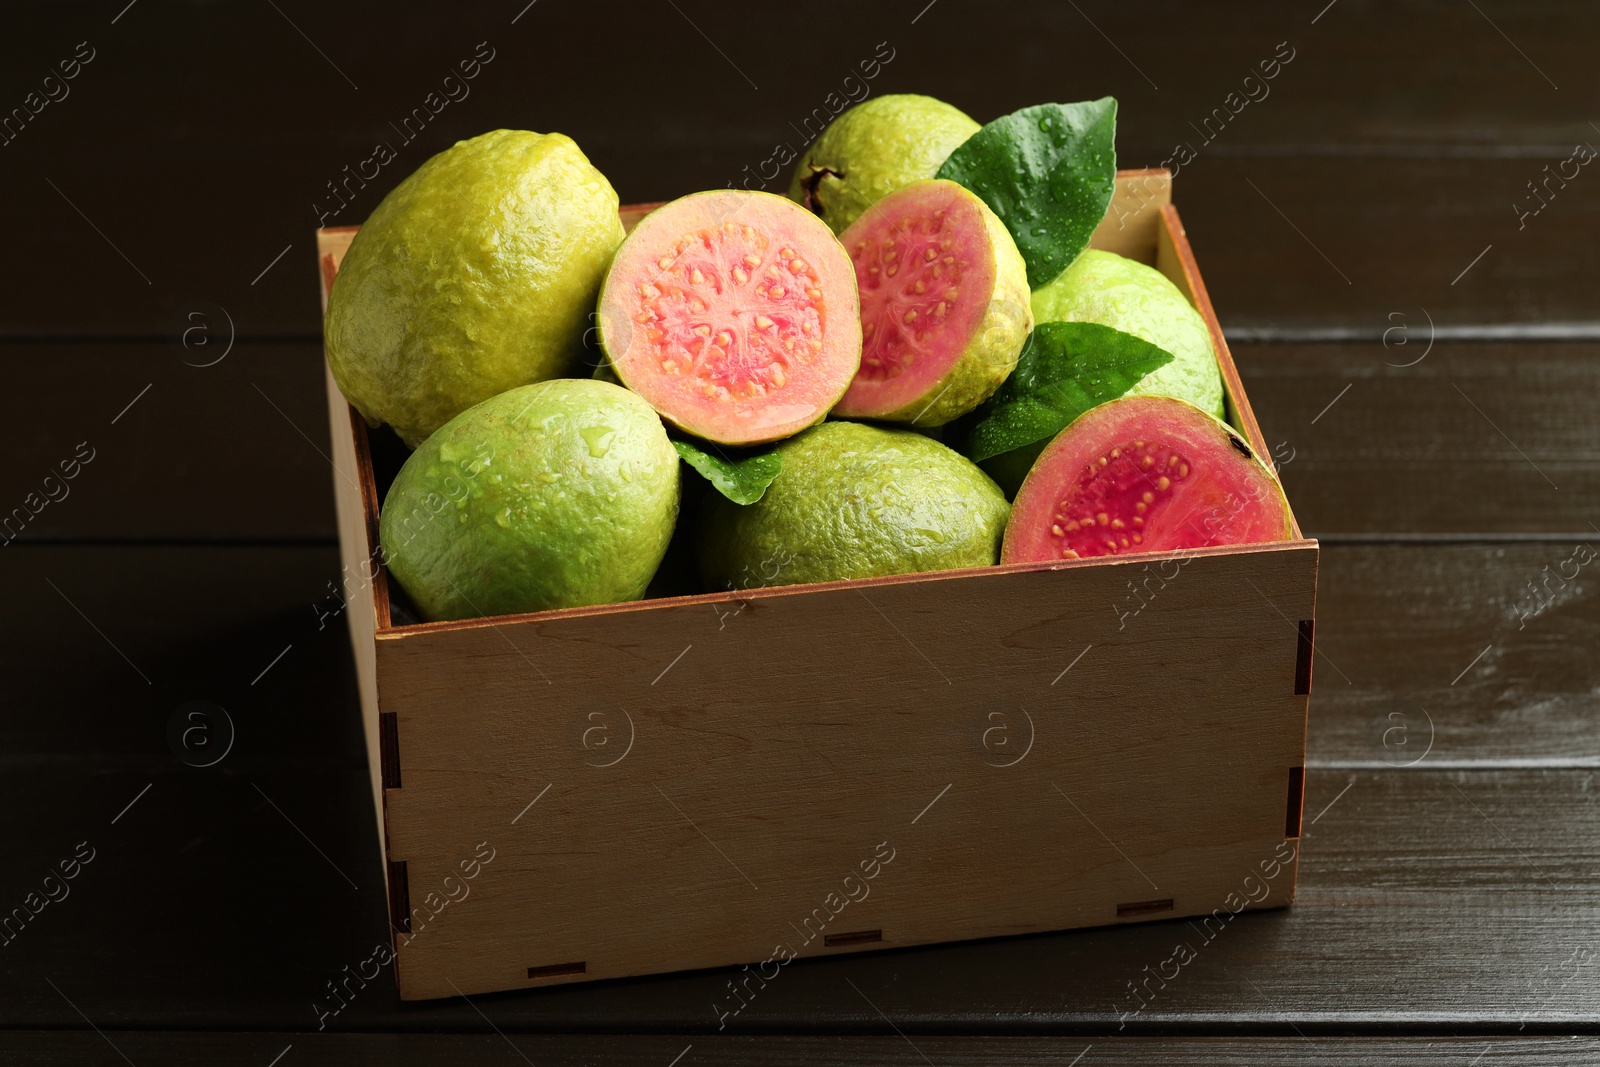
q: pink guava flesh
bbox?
[598,190,861,445]
[832,181,996,419]
[1001,396,1293,563]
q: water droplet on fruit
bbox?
[580,425,615,459]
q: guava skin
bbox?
[919,197,1034,425]
[835,180,1033,427]
[788,94,981,235]
[380,378,680,621]
[1030,249,1225,420]
[1000,395,1292,565]
[327,130,626,448]
[697,420,1009,590]
[980,249,1228,498]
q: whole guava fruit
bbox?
[697,420,1008,590]
[788,94,981,234]
[983,249,1227,496]
[380,378,679,621]
[1031,249,1223,417]
[596,189,861,446]
[326,130,625,448]
[832,179,1033,427]
[1002,394,1291,563]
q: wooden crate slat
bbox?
[376,541,1315,998]
[5,1,1600,337]
[0,762,1594,1028]
[10,157,1600,339]
[4,542,1588,771]
[0,1032,1592,1065]
[9,339,1600,542]
[1236,342,1600,536]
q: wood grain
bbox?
[324,357,388,875]
[0,538,1590,1027]
[0,544,363,765]
[9,156,1591,340]
[313,196,1321,1000]
[374,542,1314,999]
[5,542,1587,772]
[1176,156,1600,336]
[12,337,1594,541]
[2,0,1596,337]
[4,1,1593,169]
[0,342,336,541]
[3,0,1595,1048]
[0,1032,1591,1066]
[2,764,1594,1030]
[1236,343,1600,535]
[1307,542,1600,768]
[1157,204,1277,512]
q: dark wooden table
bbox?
[4,2,1597,1062]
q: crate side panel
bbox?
[1089,169,1172,263]
[318,230,387,872]
[1156,207,1271,462]
[377,543,1316,1000]
[1154,207,1298,540]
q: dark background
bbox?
[2,1,1597,1063]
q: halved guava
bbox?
[788,94,981,234]
[831,180,1032,427]
[1001,395,1292,563]
[980,249,1231,499]
[596,190,861,446]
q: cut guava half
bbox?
[1001,395,1292,563]
[597,190,861,446]
[832,179,1032,427]
[787,94,981,234]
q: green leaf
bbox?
[936,98,1117,288]
[952,321,1174,463]
[672,439,782,505]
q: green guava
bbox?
[697,420,1008,589]
[596,189,861,446]
[1031,249,1223,417]
[983,248,1227,496]
[380,378,679,621]
[326,130,625,448]
[1001,395,1291,563]
[832,179,1032,426]
[788,94,981,234]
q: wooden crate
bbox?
[317,169,1318,1002]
